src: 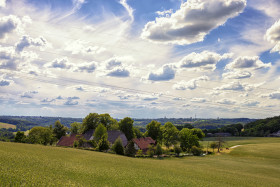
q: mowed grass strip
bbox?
[0,138,280,186]
[0,122,16,129]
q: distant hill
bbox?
[243,115,280,136]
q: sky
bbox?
[0,0,280,119]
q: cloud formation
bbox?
[191,97,207,103]
[217,98,236,105]
[173,76,209,90]
[177,51,231,71]
[15,35,49,52]
[76,62,97,73]
[225,56,271,70]
[215,81,253,91]
[141,0,246,45]
[222,71,252,79]
[265,19,280,53]
[47,58,73,69]
[148,65,175,81]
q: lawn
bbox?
[0,138,279,186]
[0,122,16,129]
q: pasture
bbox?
[0,137,279,186]
[0,122,16,129]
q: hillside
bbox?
[1,138,280,186]
[0,122,16,129]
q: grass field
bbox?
[0,138,280,186]
[0,122,16,129]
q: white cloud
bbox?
[15,35,49,52]
[222,71,252,79]
[265,19,280,53]
[141,0,246,45]
[261,91,280,100]
[119,0,134,22]
[148,65,175,81]
[156,9,173,16]
[47,57,73,69]
[217,98,236,105]
[20,91,38,98]
[75,62,97,73]
[242,100,260,107]
[65,40,106,55]
[225,56,271,70]
[0,15,22,39]
[0,0,6,8]
[177,51,231,71]
[173,75,209,90]
[0,45,18,70]
[107,68,130,77]
[191,97,207,103]
[215,81,254,91]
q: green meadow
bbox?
[0,122,16,129]
[0,137,279,186]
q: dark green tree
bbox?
[27,126,54,145]
[133,127,143,138]
[70,122,82,134]
[14,131,26,143]
[82,113,100,133]
[119,117,135,141]
[53,120,68,140]
[162,122,178,149]
[99,113,118,130]
[97,135,110,151]
[145,120,162,142]
[174,145,182,156]
[112,137,124,155]
[124,140,136,157]
[191,146,203,156]
[191,128,205,140]
[179,128,199,152]
[155,143,163,156]
[94,124,108,142]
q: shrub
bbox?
[124,141,136,157]
[14,131,26,143]
[97,135,110,152]
[87,140,97,148]
[147,145,155,157]
[136,150,143,157]
[174,145,182,156]
[191,146,203,156]
[112,138,124,155]
[155,144,163,156]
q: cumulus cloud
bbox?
[191,97,207,103]
[242,100,260,107]
[103,57,132,78]
[0,15,22,39]
[41,98,55,104]
[47,57,73,69]
[225,56,271,70]
[65,40,106,55]
[217,99,236,105]
[64,96,79,105]
[0,0,6,8]
[15,35,49,52]
[0,79,10,86]
[76,62,97,73]
[215,81,254,91]
[222,71,252,79]
[0,45,18,69]
[107,68,130,77]
[265,19,280,53]
[148,65,175,81]
[141,0,246,45]
[173,76,209,90]
[20,91,38,98]
[177,51,231,71]
[261,91,280,100]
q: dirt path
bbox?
[230,145,241,149]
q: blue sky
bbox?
[0,0,280,119]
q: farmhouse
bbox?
[133,137,156,153]
[57,129,128,147]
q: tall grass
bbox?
[0,138,280,186]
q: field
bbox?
[0,122,16,129]
[0,138,280,186]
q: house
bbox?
[132,137,156,153]
[57,129,128,147]
[268,130,280,137]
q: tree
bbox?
[174,145,182,156]
[94,124,108,142]
[191,146,203,156]
[70,122,82,134]
[145,120,162,142]
[14,131,26,143]
[99,113,118,130]
[133,127,143,138]
[179,128,199,152]
[147,145,155,157]
[97,135,110,151]
[233,123,243,136]
[155,144,163,156]
[124,140,136,157]
[162,122,178,149]
[82,113,100,133]
[27,126,54,145]
[119,117,135,141]
[216,136,225,153]
[53,120,68,140]
[191,128,205,140]
[112,137,124,155]
[210,142,218,152]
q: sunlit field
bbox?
[0,138,279,186]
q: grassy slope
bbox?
[0,122,16,129]
[0,138,280,186]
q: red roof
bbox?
[56,134,78,147]
[132,137,156,151]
